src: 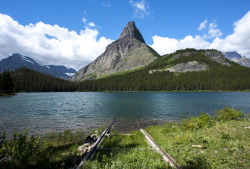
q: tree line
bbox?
[1,49,250,93]
[0,70,15,95]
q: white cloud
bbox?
[129,0,150,19]
[198,19,222,39]
[210,11,250,57]
[150,11,250,59]
[198,19,207,31]
[88,22,96,27]
[82,17,87,24]
[207,22,222,38]
[0,14,113,70]
[150,35,210,55]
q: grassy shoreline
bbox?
[1,107,249,168]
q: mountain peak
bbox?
[118,21,145,43]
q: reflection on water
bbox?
[0,92,249,136]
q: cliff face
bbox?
[71,21,159,81]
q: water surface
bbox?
[0,92,249,136]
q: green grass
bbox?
[146,107,249,169]
[83,131,169,168]
[1,107,249,169]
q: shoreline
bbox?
[1,107,249,168]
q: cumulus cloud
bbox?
[88,22,96,27]
[207,22,222,38]
[150,35,210,55]
[150,11,250,58]
[129,0,150,19]
[198,19,208,31]
[0,14,113,70]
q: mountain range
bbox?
[0,53,76,79]
[1,21,250,92]
[223,51,250,68]
[71,21,250,82]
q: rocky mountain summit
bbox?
[71,21,159,81]
[118,21,145,43]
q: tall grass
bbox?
[146,107,249,169]
[0,128,88,168]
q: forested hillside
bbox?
[11,68,77,92]
[5,49,250,92]
[78,49,250,91]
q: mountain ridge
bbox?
[223,51,250,68]
[0,53,76,79]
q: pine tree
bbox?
[0,70,15,94]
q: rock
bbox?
[91,134,98,141]
[204,51,231,66]
[166,61,208,72]
[70,21,158,81]
[192,145,202,148]
[118,21,145,43]
[77,143,90,156]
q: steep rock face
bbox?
[118,21,145,43]
[71,21,158,81]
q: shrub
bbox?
[214,107,244,121]
[181,113,215,130]
[0,129,51,168]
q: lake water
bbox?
[0,92,249,136]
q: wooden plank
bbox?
[76,118,113,169]
[140,129,181,169]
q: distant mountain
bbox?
[0,53,76,78]
[71,21,159,81]
[0,53,41,71]
[223,51,242,60]
[223,51,250,68]
[232,56,250,68]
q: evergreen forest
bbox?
[1,49,250,93]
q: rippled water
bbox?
[0,92,249,136]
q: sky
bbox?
[0,0,249,70]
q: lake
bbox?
[0,92,249,136]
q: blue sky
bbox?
[0,0,250,70]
